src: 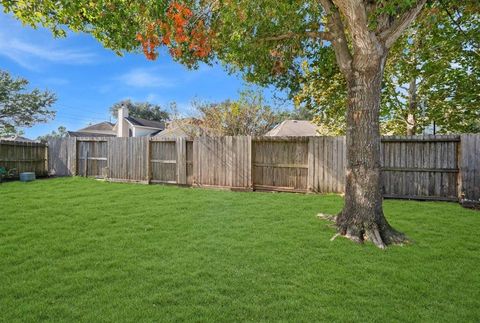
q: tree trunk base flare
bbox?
[317,212,410,249]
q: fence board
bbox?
[47,138,76,176]
[309,137,346,193]
[176,138,187,184]
[0,140,47,177]
[381,135,459,200]
[193,136,251,189]
[460,134,480,206]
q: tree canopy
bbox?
[293,2,480,135]
[109,100,170,122]
[0,70,56,136]
[37,126,68,143]
[0,1,434,76]
[194,89,285,136]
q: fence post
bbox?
[71,137,78,176]
[44,142,49,176]
[192,137,198,186]
[307,137,314,192]
[146,138,151,183]
[176,137,187,185]
[247,136,253,189]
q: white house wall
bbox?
[132,126,159,137]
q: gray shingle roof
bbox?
[125,117,165,129]
[0,135,37,142]
[77,122,115,132]
[265,120,318,136]
[67,131,116,138]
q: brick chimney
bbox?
[117,105,129,137]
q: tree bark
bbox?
[335,52,408,248]
[406,78,418,136]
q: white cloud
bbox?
[117,68,175,88]
[0,34,96,69]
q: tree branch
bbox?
[379,0,427,49]
[261,31,333,42]
[318,0,353,78]
[331,0,374,51]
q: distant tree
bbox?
[110,100,170,122]
[195,89,284,136]
[0,70,56,136]
[37,126,68,143]
[287,104,315,122]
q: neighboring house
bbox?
[265,120,318,136]
[67,121,116,137]
[68,106,165,138]
[153,118,203,139]
[0,135,38,143]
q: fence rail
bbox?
[3,135,478,206]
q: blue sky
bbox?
[0,12,287,139]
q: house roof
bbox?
[67,131,116,138]
[265,120,318,137]
[153,119,203,138]
[153,125,198,138]
[125,116,165,129]
[77,122,115,133]
[0,135,37,142]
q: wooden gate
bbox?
[149,138,191,185]
[76,139,108,177]
[381,135,460,201]
[252,137,309,192]
[150,139,177,184]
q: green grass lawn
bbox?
[1,178,479,322]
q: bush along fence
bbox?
[43,135,480,206]
[0,140,48,178]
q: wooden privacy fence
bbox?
[380,135,460,201]
[45,135,480,205]
[0,140,48,177]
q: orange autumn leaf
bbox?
[136,1,212,60]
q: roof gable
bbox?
[265,120,318,136]
[77,122,115,132]
[67,131,116,138]
[125,116,165,129]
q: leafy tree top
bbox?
[110,100,170,122]
[0,69,56,136]
[1,0,438,75]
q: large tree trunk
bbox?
[335,53,408,249]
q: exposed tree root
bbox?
[316,211,410,249]
[330,233,340,241]
[316,213,337,222]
